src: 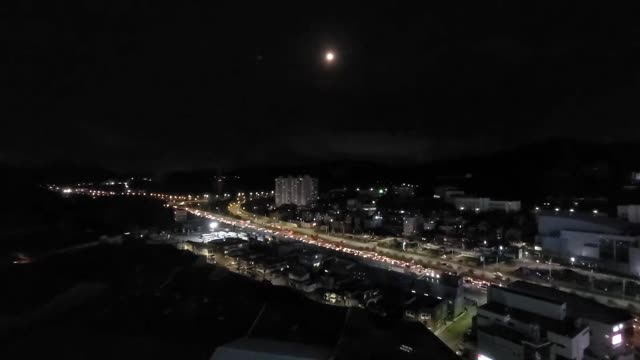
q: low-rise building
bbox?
[402,295,447,330]
[618,204,640,224]
[476,281,633,360]
[392,184,416,198]
[174,209,188,222]
[453,196,521,213]
[363,215,383,230]
[403,216,424,236]
[412,272,464,319]
[434,186,465,202]
[537,212,640,276]
[208,238,248,254]
[299,252,325,269]
[509,281,633,360]
[346,198,360,210]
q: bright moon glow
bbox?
[325,52,335,62]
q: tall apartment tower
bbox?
[275,175,318,207]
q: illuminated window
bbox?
[612,334,622,346]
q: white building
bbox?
[453,196,521,213]
[537,212,640,276]
[477,285,589,360]
[510,281,633,360]
[618,205,640,223]
[275,176,318,207]
[477,281,632,360]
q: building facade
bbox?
[393,184,416,198]
[618,205,640,224]
[476,281,633,360]
[275,176,318,207]
[453,196,521,213]
[403,216,424,236]
[509,281,633,360]
[537,213,640,276]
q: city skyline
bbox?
[5,3,640,360]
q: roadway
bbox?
[223,200,640,313]
[228,201,515,283]
[49,186,640,314]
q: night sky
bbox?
[4,3,640,172]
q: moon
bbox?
[325,51,335,62]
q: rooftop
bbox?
[509,281,632,324]
[211,338,330,360]
[288,265,309,279]
[479,323,551,346]
[243,289,459,360]
[208,237,247,247]
[405,294,445,310]
[537,211,640,235]
[490,284,565,305]
[480,301,587,338]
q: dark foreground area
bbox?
[0,183,173,260]
[1,240,457,360]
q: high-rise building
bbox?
[275,176,318,207]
